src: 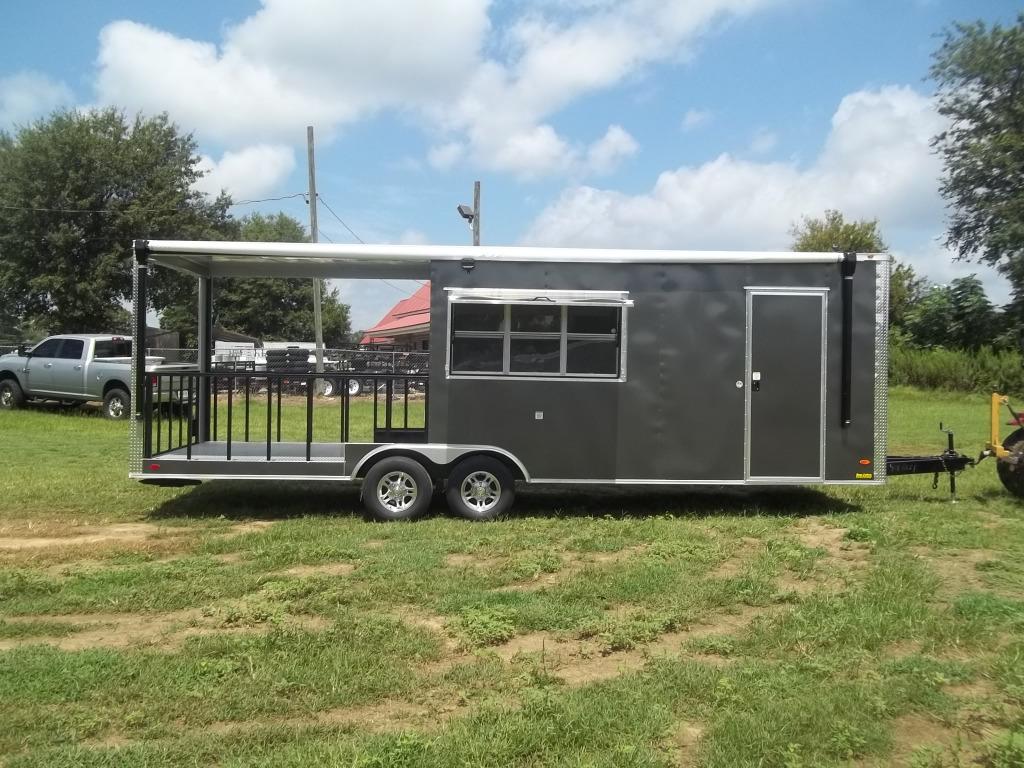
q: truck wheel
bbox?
[103,388,130,420]
[348,379,363,397]
[362,457,433,521]
[997,428,1024,498]
[0,379,25,410]
[445,456,515,521]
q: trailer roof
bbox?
[138,240,888,279]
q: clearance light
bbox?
[149,463,161,470]
[858,459,872,466]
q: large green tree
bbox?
[790,209,923,328]
[160,212,351,347]
[0,109,233,332]
[790,209,887,254]
[904,275,998,350]
[931,16,1024,305]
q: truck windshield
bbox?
[94,339,132,358]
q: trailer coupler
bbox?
[885,424,974,501]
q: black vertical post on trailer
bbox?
[840,252,857,427]
[197,276,213,442]
[132,240,149,450]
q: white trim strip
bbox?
[144,240,890,266]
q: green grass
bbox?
[0,388,1022,766]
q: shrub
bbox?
[889,343,1024,397]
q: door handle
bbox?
[752,371,761,392]
[74,365,82,370]
[44,362,53,368]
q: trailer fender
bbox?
[350,444,530,483]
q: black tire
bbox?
[348,379,363,397]
[103,388,130,420]
[0,379,25,410]
[445,456,516,521]
[322,379,338,398]
[362,456,433,521]
[997,428,1024,498]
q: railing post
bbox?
[226,377,233,461]
[186,374,193,461]
[266,376,272,461]
[197,277,213,441]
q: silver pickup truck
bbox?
[0,334,182,419]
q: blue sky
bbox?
[1,0,1019,331]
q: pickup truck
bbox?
[0,334,181,419]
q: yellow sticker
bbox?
[855,472,873,480]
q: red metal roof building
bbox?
[360,282,431,349]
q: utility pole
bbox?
[457,181,482,245]
[306,126,325,391]
[472,180,480,246]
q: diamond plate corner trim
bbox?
[129,263,143,475]
[874,260,890,481]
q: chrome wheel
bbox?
[0,387,12,407]
[460,471,501,513]
[107,397,125,418]
[376,471,418,513]
[322,380,336,397]
[348,379,362,396]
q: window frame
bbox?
[446,289,629,382]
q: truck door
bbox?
[49,338,86,396]
[745,289,827,481]
[24,338,64,394]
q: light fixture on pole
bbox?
[456,181,481,246]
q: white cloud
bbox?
[0,71,73,127]
[95,1,489,145]
[525,86,943,250]
[748,128,777,154]
[194,145,295,200]
[93,0,779,179]
[584,124,638,175]
[523,84,1009,297]
[681,108,712,131]
[427,141,464,171]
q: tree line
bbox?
[0,110,350,346]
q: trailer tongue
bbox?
[887,393,1024,500]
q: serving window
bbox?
[447,290,628,380]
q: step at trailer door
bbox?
[744,287,828,481]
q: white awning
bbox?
[139,240,888,280]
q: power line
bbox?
[316,194,365,244]
[317,226,415,297]
[0,192,309,216]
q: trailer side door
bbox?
[745,289,827,481]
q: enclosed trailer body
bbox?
[129,241,889,516]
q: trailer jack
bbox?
[886,424,974,502]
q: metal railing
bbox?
[143,370,428,462]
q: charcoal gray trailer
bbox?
[129,240,891,520]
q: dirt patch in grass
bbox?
[278,562,356,577]
[912,547,992,597]
[791,520,870,569]
[444,552,505,569]
[493,604,773,687]
[884,712,983,767]
[0,609,328,651]
[496,545,648,592]
[708,537,761,579]
[669,721,705,767]
[0,523,169,550]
